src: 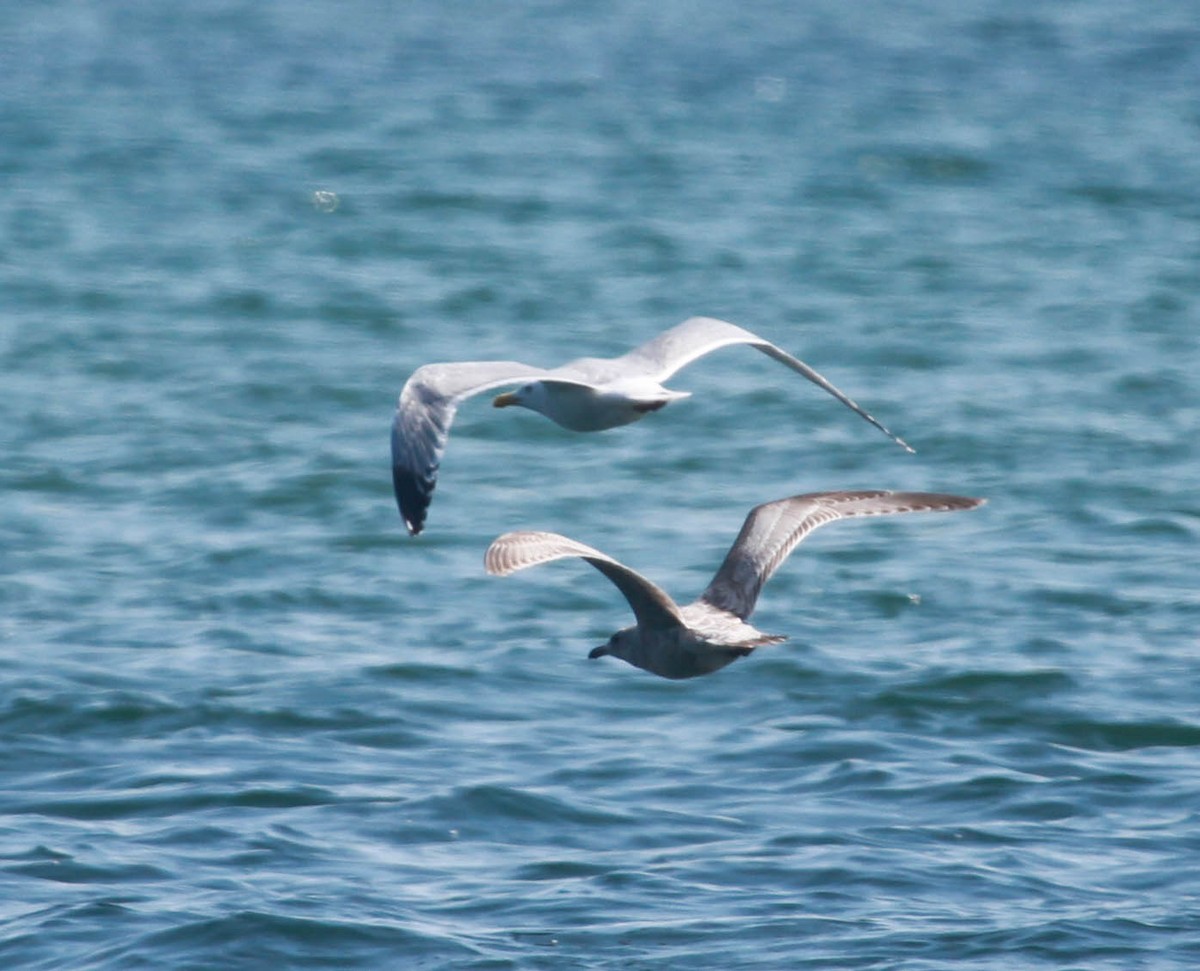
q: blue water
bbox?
[4,1,1200,967]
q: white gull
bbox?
[391,316,913,535]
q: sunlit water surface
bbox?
[3,2,1200,968]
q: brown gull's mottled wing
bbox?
[615,316,914,453]
[485,531,684,632]
[696,490,985,620]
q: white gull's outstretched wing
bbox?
[391,361,558,535]
[485,530,684,632]
[618,316,914,452]
[697,490,985,620]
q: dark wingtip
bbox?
[392,465,430,537]
[881,427,915,453]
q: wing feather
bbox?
[485,531,684,631]
[621,317,913,452]
[697,491,985,620]
[391,361,556,535]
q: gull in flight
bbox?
[485,490,984,679]
[392,317,913,535]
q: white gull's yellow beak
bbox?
[493,391,519,408]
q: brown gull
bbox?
[485,490,984,680]
[391,317,913,535]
